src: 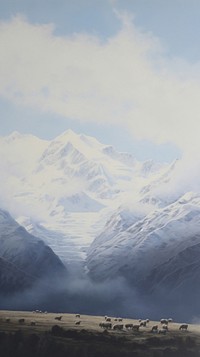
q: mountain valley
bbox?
[1,130,200,320]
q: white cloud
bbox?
[1,14,200,157]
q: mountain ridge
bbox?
[0,129,168,265]
[2,129,200,318]
[0,208,67,294]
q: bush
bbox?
[51,325,65,337]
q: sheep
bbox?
[132,324,140,331]
[99,322,112,329]
[160,319,168,325]
[179,324,188,330]
[55,316,62,321]
[125,323,133,329]
[105,317,111,322]
[140,320,147,327]
[75,320,81,325]
[113,324,123,330]
[158,329,167,334]
[162,324,168,331]
[18,318,25,324]
[75,314,80,318]
[151,325,158,333]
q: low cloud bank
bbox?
[0,271,199,323]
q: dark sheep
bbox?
[125,323,133,329]
[55,316,62,321]
[113,324,123,330]
[75,320,81,325]
[179,324,188,330]
[132,324,140,331]
[18,318,25,324]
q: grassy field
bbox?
[0,310,200,356]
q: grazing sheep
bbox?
[106,317,111,322]
[151,325,158,333]
[113,324,123,330]
[99,322,112,329]
[179,324,188,330]
[125,323,133,329]
[160,319,168,325]
[132,324,140,331]
[162,324,168,331]
[55,316,62,321]
[18,318,25,324]
[75,320,81,325]
[140,320,147,327]
[158,329,167,334]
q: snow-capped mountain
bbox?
[0,208,67,293]
[139,159,180,207]
[0,130,168,265]
[86,192,200,288]
[2,129,200,318]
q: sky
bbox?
[1,0,200,162]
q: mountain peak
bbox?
[49,129,106,163]
[6,131,22,141]
[61,128,76,136]
[55,129,103,148]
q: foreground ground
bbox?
[0,310,200,356]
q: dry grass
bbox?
[0,310,200,356]
[0,309,198,334]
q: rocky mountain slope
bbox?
[0,208,67,294]
[86,192,200,314]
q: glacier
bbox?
[0,129,168,266]
[1,129,200,319]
